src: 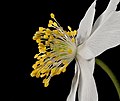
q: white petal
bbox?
[88,58,95,74]
[92,0,120,32]
[77,46,95,73]
[77,55,98,101]
[76,0,96,45]
[67,61,80,101]
[78,11,120,59]
[77,44,94,60]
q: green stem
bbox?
[95,58,120,99]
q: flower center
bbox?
[31,13,77,87]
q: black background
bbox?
[8,0,120,101]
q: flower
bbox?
[31,0,120,101]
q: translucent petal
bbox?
[76,0,96,45]
[78,11,120,59]
[92,0,120,32]
[66,61,80,101]
[77,55,98,101]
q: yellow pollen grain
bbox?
[49,35,54,40]
[34,54,39,58]
[43,78,49,87]
[53,22,58,27]
[36,39,41,43]
[50,13,55,19]
[44,35,48,39]
[63,60,68,65]
[36,72,40,78]
[45,41,50,45]
[40,73,46,78]
[73,30,77,36]
[48,24,52,27]
[71,38,75,42]
[68,26,72,31]
[66,32,71,37]
[39,48,46,53]
[37,56,41,60]
[39,43,45,48]
[59,49,64,52]
[32,36,37,40]
[62,68,66,73]
[32,64,37,69]
[39,27,45,32]
[56,70,61,75]
[68,49,72,54]
[46,28,51,35]
[46,52,51,56]
[49,20,53,24]
[35,61,40,65]
[51,68,57,75]
[30,69,38,77]
[40,54,46,58]
[41,69,48,73]
[40,61,44,66]
[44,82,49,87]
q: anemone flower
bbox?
[31,0,120,101]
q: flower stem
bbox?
[95,58,120,99]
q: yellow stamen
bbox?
[34,54,39,58]
[31,13,77,87]
[41,69,48,73]
[62,67,66,73]
[39,27,45,32]
[30,69,38,77]
[59,49,64,52]
[68,26,72,31]
[71,38,75,42]
[51,68,57,75]
[49,20,53,24]
[63,60,68,65]
[36,72,40,78]
[68,49,72,54]
[53,22,58,27]
[44,35,48,39]
[43,79,49,87]
[36,39,41,43]
[50,13,55,19]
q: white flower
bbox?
[31,0,120,100]
[67,0,120,101]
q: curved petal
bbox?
[78,11,120,59]
[67,61,80,101]
[92,0,120,32]
[76,0,96,45]
[88,58,95,74]
[77,55,98,101]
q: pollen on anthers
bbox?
[31,13,77,87]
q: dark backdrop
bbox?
[9,0,120,101]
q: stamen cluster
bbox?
[31,13,77,87]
